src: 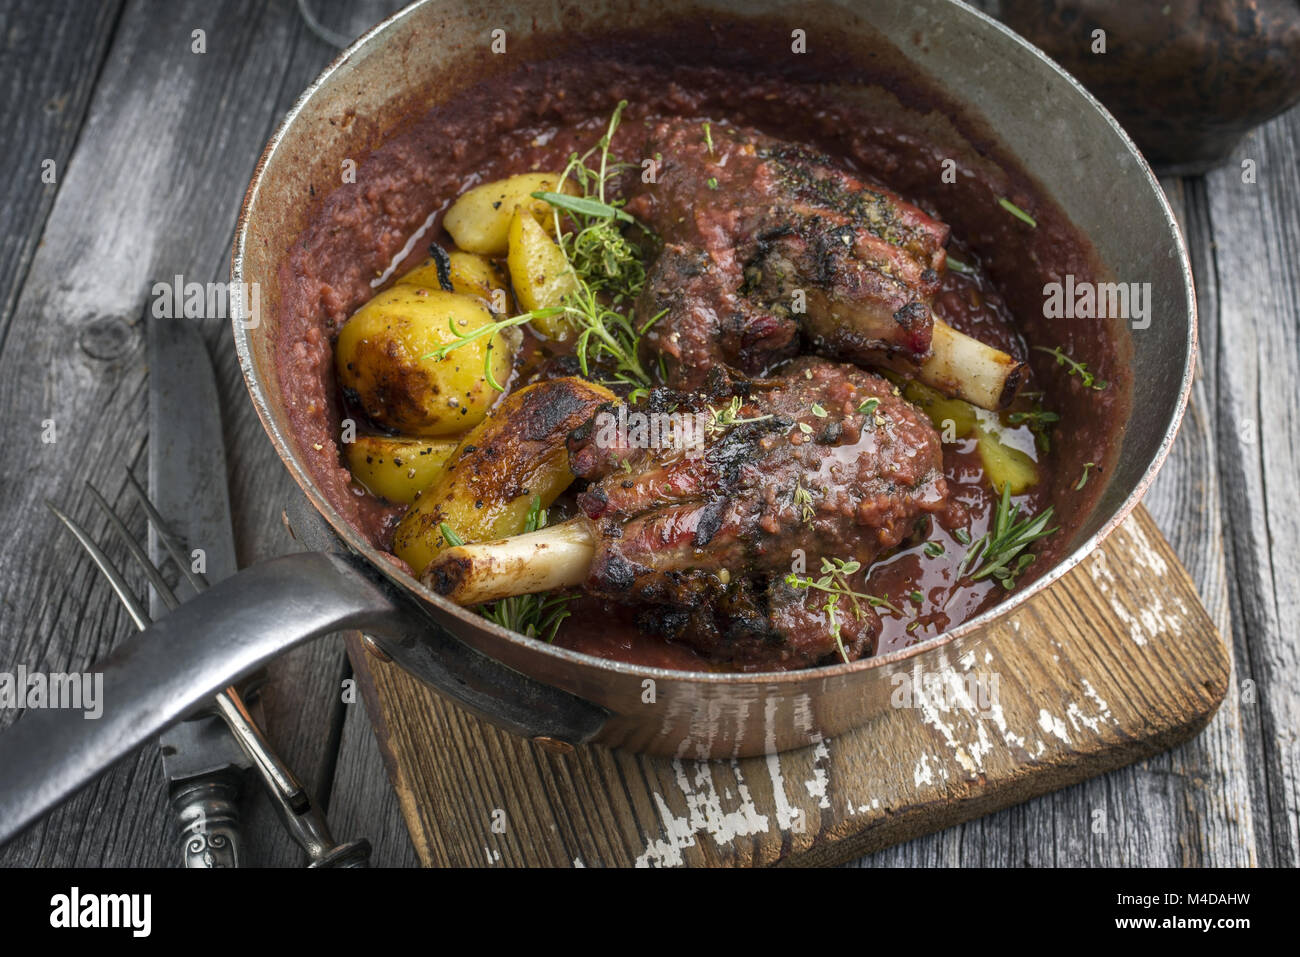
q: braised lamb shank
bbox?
[428,359,949,669]
[627,119,1022,410]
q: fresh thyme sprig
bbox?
[428,101,659,391]
[793,481,815,524]
[706,395,773,434]
[959,484,1058,589]
[786,557,901,663]
[477,495,572,643]
[1034,345,1108,391]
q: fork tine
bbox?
[46,501,151,631]
[84,481,182,614]
[123,469,210,595]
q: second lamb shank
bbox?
[625,118,1023,410]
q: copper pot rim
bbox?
[231,0,1198,688]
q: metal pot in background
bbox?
[990,0,1300,175]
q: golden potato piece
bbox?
[442,172,573,256]
[392,377,615,576]
[397,249,511,312]
[344,434,458,505]
[335,286,512,437]
[507,211,577,340]
[903,380,977,439]
[904,379,1037,492]
[975,422,1038,494]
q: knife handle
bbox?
[172,774,242,868]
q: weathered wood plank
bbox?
[351,507,1228,867]
[0,0,124,350]
[1199,107,1300,867]
[327,643,420,868]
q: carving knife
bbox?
[146,311,370,867]
[147,313,253,867]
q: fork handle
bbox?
[173,775,243,868]
[0,550,605,848]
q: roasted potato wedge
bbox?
[393,377,615,576]
[335,286,512,437]
[442,172,573,256]
[975,422,1038,494]
[507,210,577,339]
[904,379,1037,492]
[397,249,510,311]
[903,380,977,439]
[344,434,458,505]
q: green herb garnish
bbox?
[786,557,900,663]
[477,496,572,643]
[707,395,773,434]
[793,482,815,524]
[959,484,1057,589]
[1034,345,1108,391]
[427,101,659,391]
[923,541,945,558]
[439,522,465,547]
[531,191,633,223]
[1007,405,1061,453]
[999,197,1038,228]
[945,254,975,275]
[1075,462,1097,490]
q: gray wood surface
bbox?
[0,0,1293,867]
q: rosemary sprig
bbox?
[1034,345,1108,391]
[477,496,572,642]
[998,197,1038,228]
[959,484,1057,589]
[945,254,975,275]
[542,100,650,304]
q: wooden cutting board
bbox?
[347,505,1228,867]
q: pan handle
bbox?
[0,550,609,848]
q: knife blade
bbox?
[147,312,251,867]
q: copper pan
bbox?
[227,0,1194,759]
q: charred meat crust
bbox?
[629,118,949,390]
[566,357,947,669]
